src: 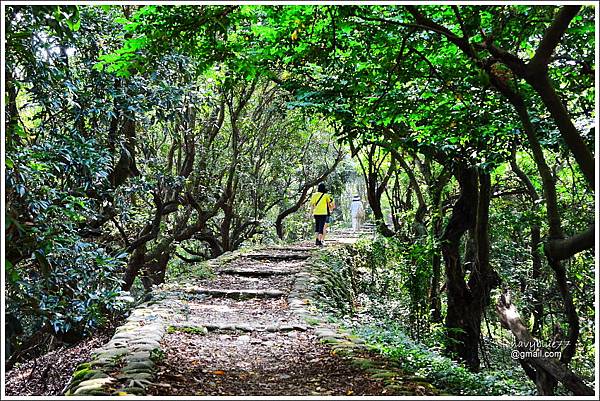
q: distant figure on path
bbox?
[310,183,335,247]
[350,195,364,232]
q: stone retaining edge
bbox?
[289,244,438,396]
[64,297,186,396]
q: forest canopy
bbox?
[3,3,596,397]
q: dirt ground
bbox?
[4,328,114,396]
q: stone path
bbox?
[65,231,434,396]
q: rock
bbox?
[105,340,129,347]
[129,339,160,351]
[371,371,399,379]
[73,388,110,396]
[187,288,285,299]
[235,324,255,332]
[348,336,366,344]
[320,336,342,344]
[236,335,251,343]
[120,368,154,376]
[332,341,358,349]
[127,372,154,381]
[115,387,146,395]
[123,361,155,372]
[130,343,160,352]
[93,348,129,359]
[125,351,152,362]
[82,371,109,381]
[314,328,336,338]
[73,377,114,395]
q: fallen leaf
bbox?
[211,370,225,375]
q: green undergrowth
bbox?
[352,322,536,396]
[309,239,537,396]
[166,259,214,282]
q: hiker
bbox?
[350,195,364,232]
[310,183,335,246]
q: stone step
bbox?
[184,287,286,299]
[218,268,299,277]
[200,323,308,332]
[275,247,314,252]
[244,253,310,261]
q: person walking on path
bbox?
[350,195,364,232]
[310,183,335,246]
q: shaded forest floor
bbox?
[4,328,115,396]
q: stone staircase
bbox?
[63,238,407,396]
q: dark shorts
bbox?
[314,215,327,234]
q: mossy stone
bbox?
[123,361,155,371]
[320,336,342,344]
[117,387,146,395]
[72,367,93,381]
[371,371,399,379]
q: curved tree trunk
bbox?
[496,291,594,396]
[442,166,499,371]
[440,164,479,369]
[275,194,309,239]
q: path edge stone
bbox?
[64,297,186,396]
[289,243,437,396]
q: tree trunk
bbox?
[142,251,171,290]
[496,291,594,395]
[525,73,594,187]
[440,164,479,370]
[441,168,499,371]
[367,184,395,237]
[275,196,307,239]
[122,244,146,291]
[499,85,581,367]
[109,116,139,187]
[530,225,544,337]
[356,143,395,237]
[429,169,451,323]
[523,10,594,188]
[393,150,427,234]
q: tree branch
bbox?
[545,224,595,262]
[529,6,582,73]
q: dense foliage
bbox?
[3,4,595,396]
